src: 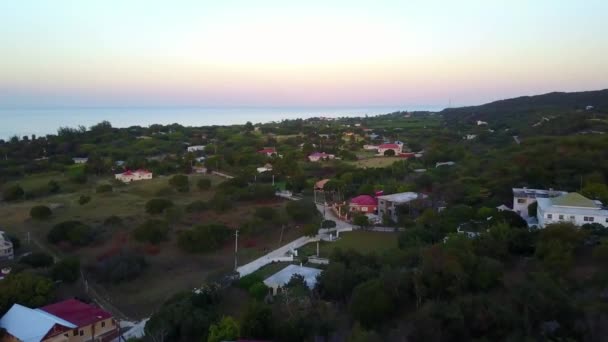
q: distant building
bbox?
[72,158,88,164]
[264,264,322,295]
[512,187,567,218]
[186,145,205,152]
[377,143,402,155]
[256,163,273,173]
[115,169,153,183]
[0,299,118,342]
[308,152,335,162]
[257,147,277,157]
[363,145,379,150]
[377,192,425,222]
[464,134,477,140]
[586,105,594,111]
[349,195,378,214]
[477,120,488,126]
[0,231,14,261]
[435,161,456,168]
[537,192,608,228]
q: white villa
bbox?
[0,231,14,261]
[72,157,88,164]
[115,169,153,183]
[537,192,608,228]
[377,192,426,222]
[512,187,567,218]
[187,145,206,152]
[256,163,273,173]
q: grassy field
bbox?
[0,173,304,319]
[299,230,399,258]
[347,156,403,168]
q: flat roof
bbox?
[376,192,423,203]
[512,188,567,198]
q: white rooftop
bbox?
[537,197,608,216]
[263,264,322,289]
[377,192,423,203]
[0,304,76,342]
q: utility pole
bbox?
[234,230,239,271]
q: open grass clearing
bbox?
[298,230,398,258]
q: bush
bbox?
[169,174,189,192]
[178,224,231,253]
[96,184,113,193]
[186,200,209,213]
[285,200,319,223]
[383,149,396,156]
[69,172,87,184]
[133,219,169,244]
[78,195,91,205]
[145,198,174,214]
[238,273,264,289]
[95,250,147,284]
[47,180,60,194]
[20,252,54,268]
[51,257,80,283]
[254,207,277,221]
[197,178,212,191]
[30,205,52,220]
[47,220,93,246]
[321,220,337,228]
[211,194,232,212]
[2,184,24,201]
[208,316,240,342]
[104,215,123,226]
[248,282,269,300]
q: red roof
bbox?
[40,299,112,327]
[379,144,400,149]
[258,148,276,153]
[350,195,378,206]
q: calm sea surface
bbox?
[0,106,442,139]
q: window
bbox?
[547,214,552,219]
[559,215,564,220]
[73,330,78,336]
[584,216,595,222]
[570,216,575,221]
[361,207,368,212]
[101,321,106,328]
[517,198,526,204]
[79,330,84,336]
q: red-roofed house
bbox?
[257,148,277,157]
[349,195,378,214]
[378,143,402,155]
[115,169,153,183]
[39,299,118,342]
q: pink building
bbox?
[349,195,378,214]
[377,143,402,155]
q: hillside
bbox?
[442,89,608,135]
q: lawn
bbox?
[299,230,399,258]
[347,156,403,168]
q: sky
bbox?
[1,0,607,109]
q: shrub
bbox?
[169,174,189,192]
[185,200,209,213]
[47,180,60,194]
[51,257,80,283]
[20,252,54,268]
[254,207,277,221]
[197,178,212,191]
[104,215,123,226]
[69,172,87,184]
[154,186,174,196]
[30,205,52,220]
[248,282,269,300]
[285,200,319,223]
[383,149,396,156]
[321,220,337,228]
[238,273,263,289]
[2,184,24,201]
[96,184,113,193]
[95,250,147,284]
[145,198,174,214]
[178,224,231,253]
[78,195,91,205]
[133,219,169,244]
[47,220,93,246]
[211,194,232,212]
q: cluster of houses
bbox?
[0,299,118,342]
[510,187,608,228]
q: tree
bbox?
[133,219,169,244]
[321,220,337,228]
[145,198,174,214]
[177,224,231,253]
[0,272,54,315]
[582,182,608,204]
[78,195,91,205]
[303,223,319,237]
[353,214,370,229]
[384,149,396,156]
[95,250,147,284]
[240,301,273,340]
[185,200,208,213]
[51,257,80,283]
[47,220,93,246]
[30,205,52,220]
[286,200,319,223]
[207,316,240,342]
[47,180,60,194]
[169,174,190,192]
[20,252,54,268]
[197,178,212,191]
[2,184,24,201]
[350,279,393,328]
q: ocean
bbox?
[0,106,442,139]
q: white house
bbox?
[72,157,88,164]
[363,145,379,151]
[435,161,456,168]
[377,192,426,222]
[512,188,568,218]
[263,264,322,295]
[477,120,488,126]
[0,231,14,261]
[308,152,335,162]
[256,163,273,173]
[464,134,477,140]
[187,145,205,152]
[115,169,153,183]
[537,192,608,228]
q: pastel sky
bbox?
[1,0,607,108]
